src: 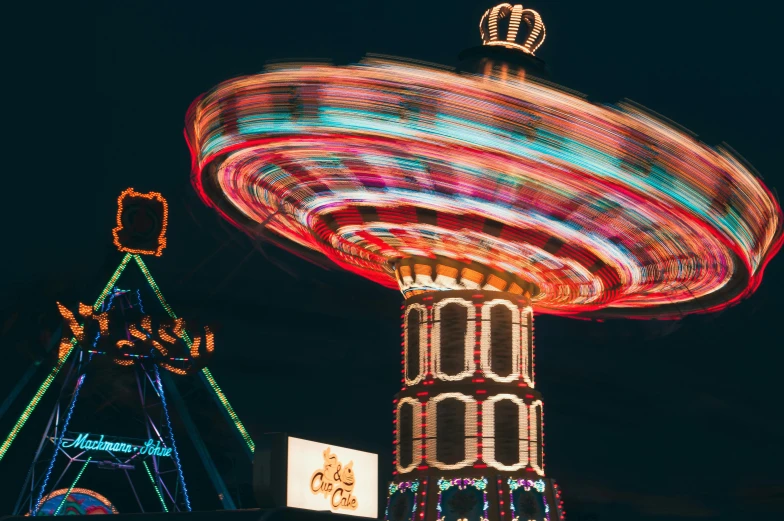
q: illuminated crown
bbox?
[479,3,546,55]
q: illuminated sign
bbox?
[309,446,358,511]
[253,434,378,519]
[61,433,173,457]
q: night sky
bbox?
[2,1,783,520]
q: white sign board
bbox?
[286,436,378,518]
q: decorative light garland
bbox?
[398,294,543,474]
[406,296,533,386]
[552,481,565,520]
[153,365,191,512]
[404,305,427,386]
[529,400,543,476]
[136,288,146,313]
[32,374,86,516]
[436,477,488,521]
[426,393,478,470]
[385,480,422,521]
[482,394,528,471]
[395,397,423,474]
[432,299,475,381]
[507,478,548,521]
[480,299,521,383]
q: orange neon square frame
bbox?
[112,187,168,256]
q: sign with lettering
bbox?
[61,433,173,457]
[286,437,378,518]
[310,447,358,510]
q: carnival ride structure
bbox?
[0,189,255,515]
[184,3,783,521]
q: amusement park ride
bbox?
[0,2,780,520]
[184,2,783,521]
[0,189,253,515]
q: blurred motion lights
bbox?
[186,55,782,319]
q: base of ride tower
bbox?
[386,290,565,521]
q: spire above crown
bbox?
[479,3,546,55]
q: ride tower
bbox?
[390,261,557,521]
[391,8,558,520]
[0,189,254,515]
[184,3,783,521]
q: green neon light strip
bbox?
[133,255,179,319]
[94,254,134,312]
[0,254,133,462]
[53,456,92,516]
[144,460,169,512]
[199,367,255,453]
[133,255,255,453]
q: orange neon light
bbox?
[111,188,169,257]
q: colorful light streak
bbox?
[186,58,782,319]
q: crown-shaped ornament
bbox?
[479,3,546,55]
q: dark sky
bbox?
[2,1,784,520]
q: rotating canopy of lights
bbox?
[185,56,782,319]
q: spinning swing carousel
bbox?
[184,3,782,521]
